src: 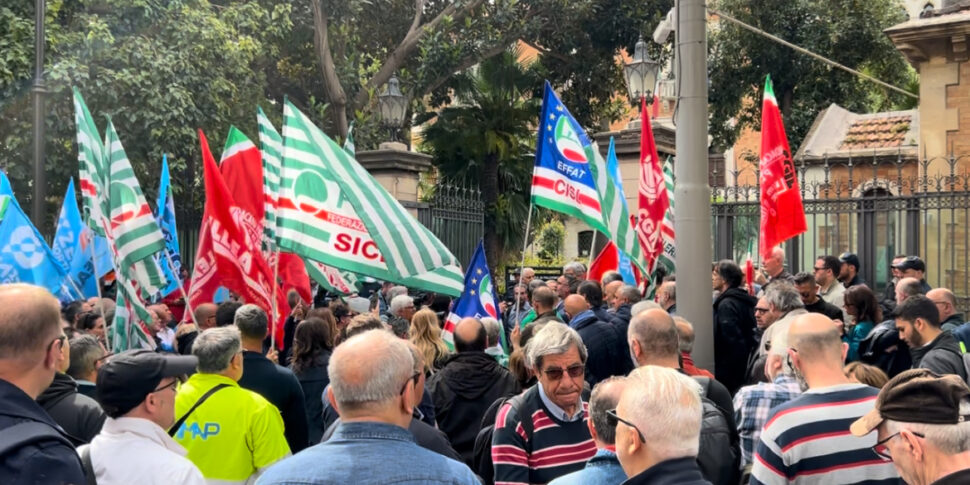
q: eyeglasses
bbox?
[47,334,66,353]
[542,364,584,381]
[399,372,421,395]
[813,266,826,272]
[873,431,924,461]
[754,307,770,314]
[786,347,798,371]
[606,409,646,443]
[152,378,181,394]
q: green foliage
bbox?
[536,219,565,261]
[709,0,915,151]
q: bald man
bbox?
[758,247,793,293]
[427,318,519,463]
[176,303,218,355]
[927,288,964,332]
[604,280,624,310]
[750,314,899,485]
[563,294,621,385]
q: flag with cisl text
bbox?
[759,75,806,262]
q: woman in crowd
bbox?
[289,317,334,444]
[76,311,106,345]
[843,285,882,362]
[844,361,889,388]
[409,309,450,375]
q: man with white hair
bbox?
[757,247,793,294]
[492,323,596,484]
[257,330,478,484]
[386,294,416,338]
[614,366,711,484]
[851,369,970,485]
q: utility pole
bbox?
[674,0,714,370]
[32,0,47,230]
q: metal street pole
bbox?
[674,0,714,370]
[32,0,47,230]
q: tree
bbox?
[416,47,540,268]
[709,0,916,151]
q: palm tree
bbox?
[417,46,541,269]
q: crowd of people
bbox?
[2,250,970,484]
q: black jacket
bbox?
[571,313,622,386]
[321,417,463,462]
[239,351,309,453]
[712,287,758,394]
[610,303,635,375]
[912,331,968,382]
[292,352,332,445]
[426,352,521,465]
[880,281,898,318]
[941,313,965,333]
[859,320,913,379]
[623,456,713,485]
[591,305,612,324]
[35,372,105,446]
[804,298,844,322]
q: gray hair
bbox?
[590,376,626,443]
[618,285,642,304]
[234,304,268,339]
[601,271,624,285]
[885,400,970,454]
[387,286,409,302]
[66,334,103,380]
[390,294,414,316]
[480,317,502,347]
[564,261,586,278]
[624,366,703,460]
[673,316,694,354]
[192,327,242,374]
[524,322,587,371]
[328,329,413,411]
[764,283,804,313]
[631,300,661,316]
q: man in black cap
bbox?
[894,256,932,294]
[839,252,866,288]
[851,369,970,485]
[83,350,205,484]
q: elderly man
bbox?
[604,280,624,312]
[563,294,620,385]
[83,350,205,484]
[851,369,970,485]
[895,295,967,381]
[174,327,290,483]
[927,288,964,332]
[235,304,309,453]
[37,324,106,446]
[176,302,217,356]
[758,284,808,358]
[520,267,536,287]
[492,323,597,484]
[65,334,106,398]
[750,313,899,485]
[258,330,478,484]
[615,366,712,485]
[563,261,587,282]
[0,284,86,483]
[386,294,416,338]
[758,247,794,293]
[657,281,677,314]
[548,377,628,485]
[881,254,908,317]
[675,317,714,379]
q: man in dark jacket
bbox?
[610,285,640,375]
[578,281,611,323]
[564,295,622,385]
[37,371,107,446]
[895,295,968,382]
[427,318,520,465]
[794,272,844,322]
[712,260,759,394]
[0,285,86,484]
[532,287,564,325]
[928,288,965,333]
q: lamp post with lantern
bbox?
[377,74,408,144]
[622,36,661,110]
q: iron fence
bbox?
[712,153,970,313]
[417,182,484,267]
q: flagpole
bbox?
[88,239,112,350]
[162,250,194,326]
[270,245,280,347]
[587,230,597,270]
[514,202,534,329]
[64,276,85,302]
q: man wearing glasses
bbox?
[851,369,970,485]
[82,350,204,484]
[492,322,597,485]
[0,284,86,484]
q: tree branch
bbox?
[407,0,425,38]
[311,0,349,137]
[520,40,570,63]
[420,41,513,97]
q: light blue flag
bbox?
[0,196,75,298]
[68,226,113,298]
[52,179,83,271]
[606,138,637,285]
[155,155,181,298]
[0,171,22,211]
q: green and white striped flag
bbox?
[109,278,156,352]
[277,101,464,296]
[343,121,356,155]
[658,156,675,273]
[104,118,169,298]
[257,107,282,247]
[589,140,647,274]
[304,259,359,295]
[73,88,108,236]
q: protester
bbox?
[603,280,624,311]
[65,334,105,398]
[758,247,794,293]
[881,255,908,317]
[815,255,847,312]
[675,316,715,379]
[174,326,290,483]
[215,300,243,327]
[897,277,925,303]
[793,272,844,321]
[77,311,107,344]
[258,330,478,484]
[657,281,677,314]
[844,285,882,362]
[37,323,107,445]
[895,295,968,381]
[578,280,611,322]
[750,313,899,485]
[532,286,564,326]
[548,377,628,485]
[611,284,641,375]
[556,274,574,318]
[427,317,520,465]
[176,302,217,355]
[83,350,205,484]
[758,284,807,357]
[492,322,597,484]
[754,295,778,337]
[850,369,970,485]
[480,316,508,366]
[844,362,889,388]
[927,288,964,333]
[409,308,451,374]
[563,294,621,385]
[712,260,759,394]
[387,294,416,338]
[501,283,532,340]
[839,252,866,288]
[602,271,624,287]
[149,303,176,352]
[615,366,712,485]
[235,304,309,453]
[0,284,86,483]
[381,285,409,322]
[289,317,334,444]
[894,256,932,293]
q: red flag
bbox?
[637,96,671,274]
[745,252,755,296]
[197,130,288,347]
[588,241,620,283]
[759,76,806,262]
[651,95,660,119]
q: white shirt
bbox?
[537,382,585,422]
[84,416,206,485]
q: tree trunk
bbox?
[481,151,501,273]
[311,0,349,139]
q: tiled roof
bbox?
[839,115,913,150]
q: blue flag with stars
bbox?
[0,195,75,298]
[52,178,83,271]
[155,155,182,298]
[606,139,637,285]
[442,241,504,353]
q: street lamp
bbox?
[623,35,661,110]
[378,74,408,141]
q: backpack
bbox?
[0,421,94,484]
[472,392,531,484]
[694,377,742,485]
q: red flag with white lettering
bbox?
[759,76,806,262]
[637,97,671,274]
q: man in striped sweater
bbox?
[492,323,597,484]
[750,313,902,485]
